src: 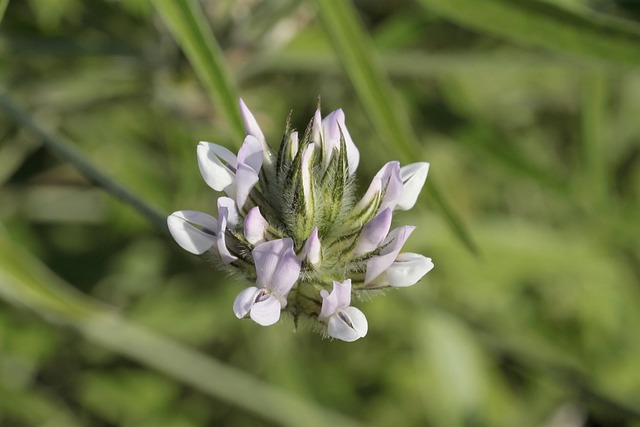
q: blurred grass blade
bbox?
[316,0,415,160]
[0,227,365,427]
[244,50,601,81]
[418,0,640,65]
[316,0,478,254]
[581,72,608,210]
[0,92,167,231]
[0,385,85,427]
[439,80,571,195]
[0,127,40,186]
[152,0,245,143]
[0,0,8,25]
[426,301,640,420]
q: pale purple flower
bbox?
[369,253,434,287]
[233,238,301,326]
[313,108,360,175]
[301,143,315,206]
[235,136,263,209]
[244,207,268,245]
[196,142,236,192]
[169,101,433,340]
[397,163,430,211]
[287,131,299,161]
[239,98,266,145]
[354,208,392,256]
[239,98,274,169]
[356,161,430,214]
[197,135,263,209]
[356,161,403,213]
[319,279,368,342]
[167,210,218,255]
[364,225,415,284]
[300,227,321,266]
[312,109,323,148]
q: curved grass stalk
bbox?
[0,226,365,427]
[152,0,245,144]
[316,0,478,254]
[0,92,167,231]
[0,384,86,427]
[0,0,8,25]
[418,0,640,65]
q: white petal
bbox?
[235,163,259,209]
[197,142,237,192]
[239,99,266,144]
[333,279,352,308]
[320,109,349,170]
[385,253,434,287]
[217,197,238,227]
[288,131,299,160]
[216,206,238,264]
[322,109,342,149]
[235,136,263,209]
[327,307,368,342]
[355,161,402,213]
[319,288,338,322]
[167,211,217,255]
[312,108,323,146]
[345,133,360,175]
[237,135,263,174]
[250,294,282,326]
[377,161,403,213]
[355,176,382,211]
[397,163,429,211]
[301,143,315,205]
[321,109,359,175]
[233,286,260,319]
[335,113,360,175]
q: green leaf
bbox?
[152,0,245,143]
[0,226,366,427]
[418,0,640,65]
[315,0,478,254]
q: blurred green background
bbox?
[1,0,640,426]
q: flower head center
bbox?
[254,289,271,303]
[338,310,354,328]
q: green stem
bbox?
[0,92,167,231]
[152,0,245,144]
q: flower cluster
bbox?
[168,100,434,342]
